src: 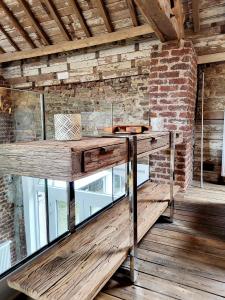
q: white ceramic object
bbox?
[54,114,81,141]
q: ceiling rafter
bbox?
[69,0,91,37]
[172,0,184,39]
[0,1,36,48]
[192,0,200,33]
[41,0,72,41]
[0,23,20,51]
[18,0,51,45]
[134,0,183,42]
[95,0,113,33]
[0,24,153,63]
[134,0,165,41]
[127,0,138,27]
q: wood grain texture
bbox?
[0,137,128,181]
[95,0,114,33]
[0,24,153,63]
[0,133,175,180]
[18,0,51,46]
[41,0,72,41]
[0,1,36,49]
[126,0,138,27]
[192,0,200,32]
[0,23,20,51]
[134,0,180,41]
[8,181,179,300]
[69,0,91,37]
[101,182,225,300]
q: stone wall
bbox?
[2,38,155,89]
[194,62,225,183]
[43,76,150,138]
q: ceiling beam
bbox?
[127,0,138,27]
[192,0,200,33]
[172,0,184,39]
[198,52,225,65]
[41,0,72,41]
[134,0,182,42]
[0,23,20,51]
[0,1,36,48]
[18,0,51,45]
[0,24,153,63]
[95,0,113,32]
[69,0,91,37]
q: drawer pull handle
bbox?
[150,137,157,144]
[100,146,114,154]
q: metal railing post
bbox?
[68,181,76,232]
[128,136,138,282]
[169,131,175,223]
[40,93,50,243]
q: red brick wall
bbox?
[149,41,197,190]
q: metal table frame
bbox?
[54,131,175,283]
[127,132,175,282]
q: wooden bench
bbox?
[8,181,179,300]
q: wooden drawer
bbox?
[137,134,169,155]
[82,142,128,173]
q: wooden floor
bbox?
[96,182,225,300]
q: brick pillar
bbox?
[149,41,197,190]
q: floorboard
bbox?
[96,182,225,300]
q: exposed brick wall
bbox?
[149,41,197,190]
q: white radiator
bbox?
[0,241,11,274]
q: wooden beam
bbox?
[18,0,51,45]
[134,0,180,42]
[173,0,184,39]
[192,0,200,33]
[198,52,225,65]
[95,0,113,32]
[0,24,153,63]
[127,0,138,26]
[41,0,71,41]
[69,0,91,37]
[0,23,20,51]
[0,1,36,48]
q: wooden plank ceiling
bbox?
[0,0,225,64]
[0,0,184,63]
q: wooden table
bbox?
[2,131,181,299]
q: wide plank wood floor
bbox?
[96,182,225,300]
